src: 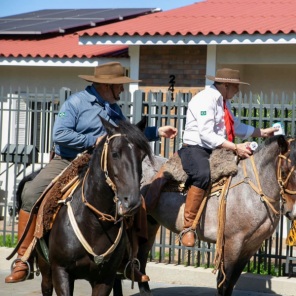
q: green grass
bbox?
[0,235,18,248]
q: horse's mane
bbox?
[253,135,281,154]
[87,120,153,169]
[116,120,153,163]
[253,135,296,165]
[289,139,296,165]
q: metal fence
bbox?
[1,87,296,277]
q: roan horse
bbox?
[10,118,152,296]
[132,135,296,296]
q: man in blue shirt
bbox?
[5,62,177,284]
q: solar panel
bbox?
[0,8,156,35]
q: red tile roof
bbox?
[0,34,127,58]
[79,0,296,37]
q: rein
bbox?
[62,133,128,265]
[240,156,280,215]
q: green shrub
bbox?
[0,235,18,248]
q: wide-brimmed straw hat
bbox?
[79,62,141,84]
[206,68,249,85]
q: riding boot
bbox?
[5,209,36,283]
[144,167,168,213]
[181,186,205,247]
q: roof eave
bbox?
[0,56,129,67]
[79,33,296,45]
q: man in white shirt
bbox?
[146,68,278,247]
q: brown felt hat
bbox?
[79,62,141,84]
[206,68,249,85]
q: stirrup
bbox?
[178,228,197,244]
[123,258,140,280]
[10,258,32,281]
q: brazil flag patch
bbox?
[200,111,207,116]
[58,112,66,118]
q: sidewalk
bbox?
[1,247,295,295]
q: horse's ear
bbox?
[136,116,147,132]
[278,135,289,154]
[100,116,117,135]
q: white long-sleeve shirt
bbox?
[182,85,254,149]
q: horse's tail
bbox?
[15,170,41,212]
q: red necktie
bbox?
[223,100,235,142]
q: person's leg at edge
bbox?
[178,146,211,247]
[5,158,70,283]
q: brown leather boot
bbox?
[181,186,205,247]
[5,209,36,283]
[144,167,168,213]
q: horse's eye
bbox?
[111,152,120,159]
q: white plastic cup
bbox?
[249,142,258,151]
[273,122,285,135]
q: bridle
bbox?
[101,133,127,196]
[277,138,296,203]
[79,133,128,222]
[62,133,130,265]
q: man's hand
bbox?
[260,127,279,137]
[158,126,178,139]
[253,127,279,138]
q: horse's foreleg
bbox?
[217,255,251,296]
[113,278,123,296]
[92,283,113,296]
[51,265,74,296]
[216,237,258,296]
[216,238,244,296]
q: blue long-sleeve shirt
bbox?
[53,85,159,159]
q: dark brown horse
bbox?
[21,118,153,296]
[132,135,296,296]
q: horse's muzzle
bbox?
[285,211,294,220]
[117,198,141,216]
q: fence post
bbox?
[132,90,143,124]
[59,87,71,107]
